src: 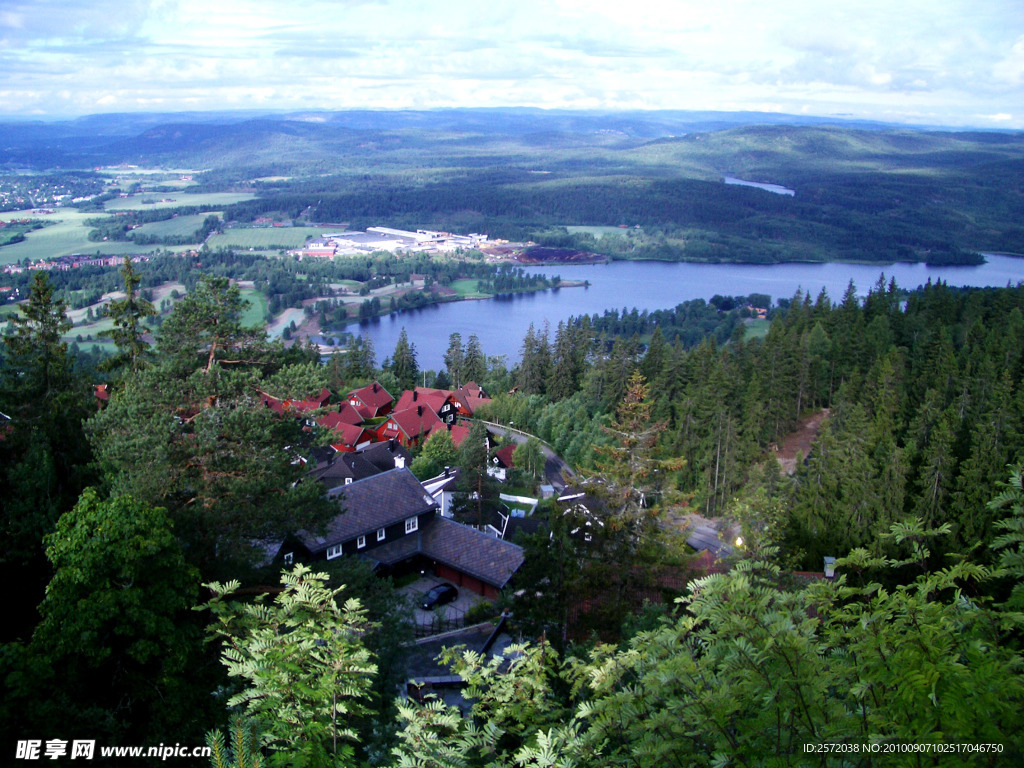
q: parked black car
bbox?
[421,583,458,610]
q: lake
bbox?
[345,255,1024,369]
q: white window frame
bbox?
[377,527,386,541]
[405,516,418,534]
[283,552,294,565]
[357,535,366,549]
[326,544,343,560]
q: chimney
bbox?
[373,383,378,393]
[394,456,406,469]
[413,390,418,401]
[417,405,423,416]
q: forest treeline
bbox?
[476,276,1024,572]
[2,261,1024,765]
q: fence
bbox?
[414,604,469,639]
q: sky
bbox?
[0,0,1022,128]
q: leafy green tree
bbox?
[513,436,544,480]
[207,717,266,768]
[396,524,1024,768]
[201,565,378,768]
[0,270,93,638]
[991,464,1024,613]
[411,429,459,480]
[393,640,570,768]
[1,489,204,744]
[99,256,156,372]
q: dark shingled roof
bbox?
[421,517,524,589]
[306,451,381,487]
[299,468,436,553]
[358,439,412,473]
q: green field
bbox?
[450,279,489,298]
[567,225,640,239]
[239,288,269,327]
[206,227,324,250]
[741,318,771,340]
[0,211,157,265]
[104,192,256,211]
[132,212,220,240]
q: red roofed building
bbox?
[346,381,393,419]
[319,412,374,452]
[375,404,444,448]
[395,387,459,423]
[446,423,471,447]
[292,388,332,412]
[452,382,491,416]
[93,383,111,410]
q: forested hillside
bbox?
[3,110,1023,264]
[2,264,1024,764]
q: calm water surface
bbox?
[345,255,1024,369]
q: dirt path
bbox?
[774,408,829,475]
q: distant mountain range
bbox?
[0,108,920,170]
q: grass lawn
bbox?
[742,318,771,340]
[103,192,256,211]
[206,226,323,251]
[567,225,639,239]
[132,213,219,240]
[239,288,269,328]
[0,210,159,265]
[450,279,490,298]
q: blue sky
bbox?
[1,0,1022,127]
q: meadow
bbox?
[103,192,256,211]
[132,213,220,240]
[449,278,489,298]
[238,288,270,327]
[0,210,158,265]
[206,226,324,250]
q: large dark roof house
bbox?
[280,467,524,599]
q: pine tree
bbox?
[99,256,156,372]
[463,333,486,383]
[443,332,464,388]
[387,328,419,391]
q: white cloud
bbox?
[0,0,1020,126]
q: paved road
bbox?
[478,421,577,493]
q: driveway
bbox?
[399,575,492,631]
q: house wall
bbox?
[331,508,436,558]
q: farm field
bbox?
[0,210,154,264]
[104,192,256,211]
[206,226,322,250]
[132,213,220,240]
[567,225,640,239]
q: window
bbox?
[357,535,366,549]
[327,544,343,560]
[283,552,294,565]
[405,516,418,534]
[377,527,386,541]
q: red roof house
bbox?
[346,381,393,419]
[375,404,444,448]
